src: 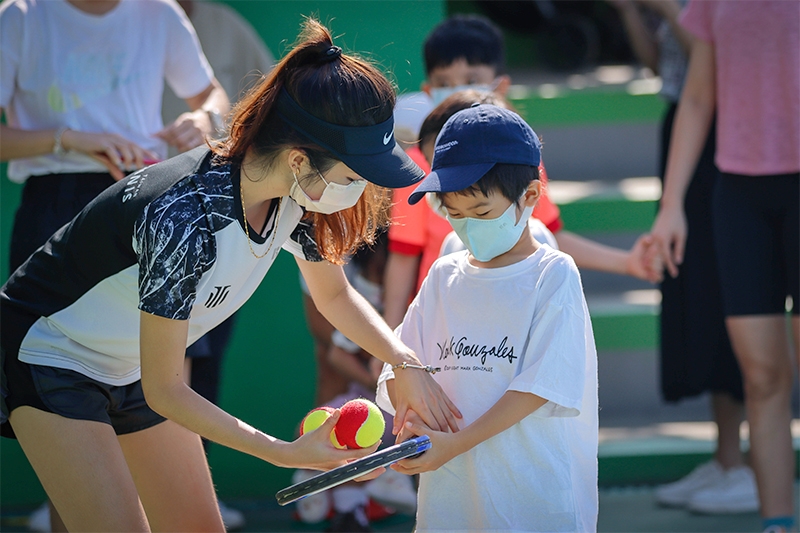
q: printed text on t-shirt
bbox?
[436,335,517,365]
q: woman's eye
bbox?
[476,211,491,217]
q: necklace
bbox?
[240,175,283,259]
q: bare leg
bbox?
[726,315,795,519]
[119,419,224,532]
[10,406,150,532]
[711,392,746,469]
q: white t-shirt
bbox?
[0,0,214,182]
[377,245,598,532]
[161,0,275,157]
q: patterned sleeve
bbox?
[133,192,216,320]
[282,217,324,262]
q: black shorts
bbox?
[713,172,799,317]
[9,172,115,273]
[1,348,166,439]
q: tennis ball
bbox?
[334,398,385,449]
[300,406,346,449]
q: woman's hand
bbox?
[391,411,460,475]
[392,367,461,435]
[272,410,380,471]
[61,130,157,180]
[650,203,687,278]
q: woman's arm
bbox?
[297,257,462,434]
[391,391,548,475]
[139,311,376,470]
[651,38,716,276]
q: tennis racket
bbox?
[276,435,431,506]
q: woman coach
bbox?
[0,19,460,532]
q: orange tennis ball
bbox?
[300,406,346,449]
[334,399,385,449]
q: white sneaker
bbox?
[654,460,726,507]
[687,465,759,514]
[364,468,417,515]
[218,500,245,531]
[27,502,50,533]
[292,469,331,523]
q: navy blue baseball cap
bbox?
[275,89,425,189]
[408,104,541,204]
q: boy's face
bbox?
[422,59,510,97]
[440,189,518,222]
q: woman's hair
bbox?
[418,89,515,148]
[213,18,393,265]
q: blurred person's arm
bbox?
[0,116,157,181]
[156,79,230,153]
[555,230,662,283]
[608,0,660,72]
[382,251,421,329]
[650,38,715,276]
[639,0,694,54]
[328,342,378,391]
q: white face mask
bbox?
[446,201,533,262]
[429,80,499,107]
[289,168,367,214]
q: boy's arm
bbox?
[391,390,548,475]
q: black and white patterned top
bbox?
[0,147,320,385]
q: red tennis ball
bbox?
[300,406,346,449]
[334,399,385,449]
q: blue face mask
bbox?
[446,201,533,262]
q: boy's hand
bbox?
[391,411,461,475]
[626,234,663,283]
[392,366,461,435]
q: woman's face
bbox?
[300,161,366,200]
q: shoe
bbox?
[292,469,332,524]
[654,460,726,507]
[325,504,371,533]
[218,500,245,530]
[364,468,417,514]
[687,465,759,514]
[27,502,50,532]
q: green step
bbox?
[599,421,800,486]
[549,177,660,234]
[587,291,659,352]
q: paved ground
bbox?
[4,485,797,533]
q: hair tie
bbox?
[319,45,342,63]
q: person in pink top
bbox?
[650,2,799,531]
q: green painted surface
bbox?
[591,313,658,352]
[510,92,667,128]
[559,198,657,234]
[220,0,446,95]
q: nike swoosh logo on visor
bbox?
[383,131,393,145]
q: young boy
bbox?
[376,104,599,532]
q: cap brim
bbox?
[408,162,495,204]
[342,143,425,189]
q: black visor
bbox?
[275,89,425,188]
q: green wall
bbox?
[1,0,445,506]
